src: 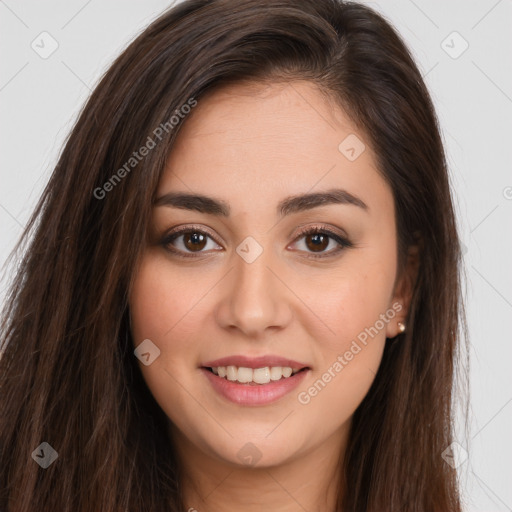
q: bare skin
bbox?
[129,80,418,511]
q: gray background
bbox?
[1,1,511,510]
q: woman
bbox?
[0,0,468,510]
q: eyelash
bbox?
[160,224,353,260]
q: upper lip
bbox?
[202,355,310,370]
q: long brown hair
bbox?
[0,0,468,510]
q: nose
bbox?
[214,243,293,338]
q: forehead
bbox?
[158,80,392,217]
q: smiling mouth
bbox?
[202,365,309,385]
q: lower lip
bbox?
[201,367,309,406]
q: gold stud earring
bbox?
[397,322,406,333]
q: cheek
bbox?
[128,254,204,384]
[130,254,205,347]
[298,252,396,423]
[317,259,396,354]
[129,253,211,424]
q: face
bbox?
[129,80,410,470]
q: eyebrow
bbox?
[153,187,369,217]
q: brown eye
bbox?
[304,233,330,252]
[182,231,207,252]
[291,226,352,259]
[161,227,222,257]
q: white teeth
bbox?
[282,367,293,378]
[253,367,271,384]
[237,367,253,383]
[210,365,302,384]
[226,365,238,381]
[270,366,283,381]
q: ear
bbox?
[386,243,420,338]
